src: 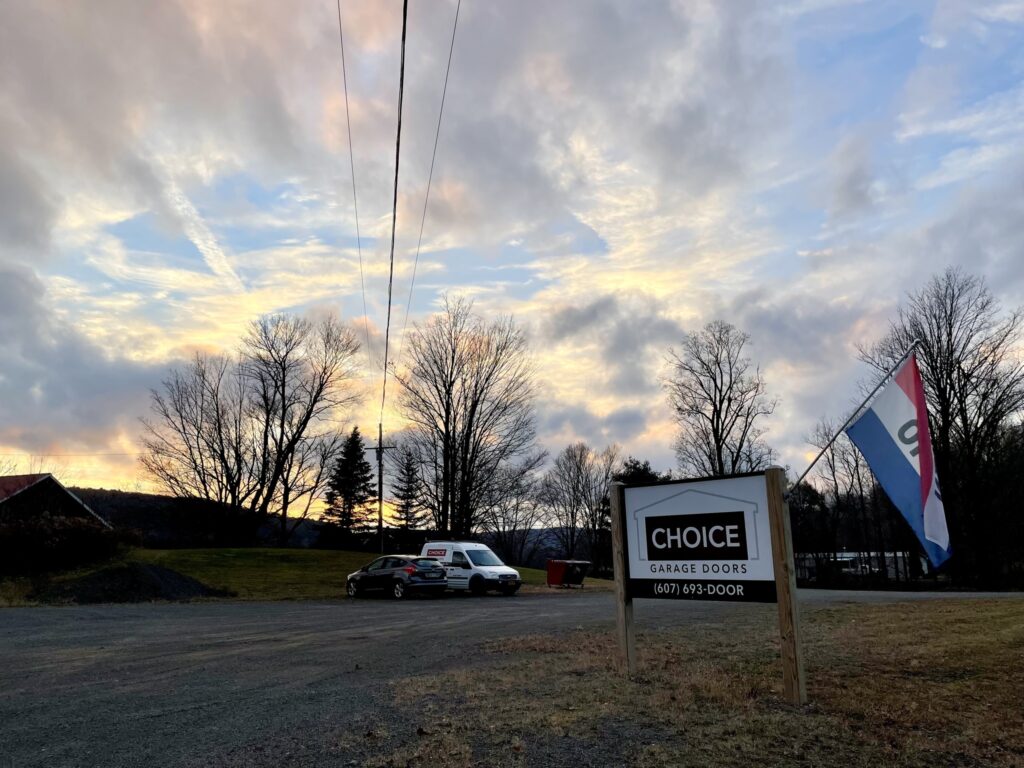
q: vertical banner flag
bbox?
[846,354,951,567]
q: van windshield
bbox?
[467,549,503,566]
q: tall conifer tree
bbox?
[324,427,375,532]
[391,444,428,530]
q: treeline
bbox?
[141,270,1024,587]
[481,453,672,575]
[790,269,1024,587]
[315,422,670,573]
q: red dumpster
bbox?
[546,559,591,588]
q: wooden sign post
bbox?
[610,468,807,705]
[610,482,637,677]
[766,467,807,705]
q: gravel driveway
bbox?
[1,589,1017,767]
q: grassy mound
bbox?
[134,547,373,600]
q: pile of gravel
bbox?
[36,563,234,604]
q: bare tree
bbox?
[241,315,361,522]
[861,267,1024,582]
[478,453,546,565]
[861,267,1024,473]
[799,418,923,583]
[0,457,18,476]
[581,444,619,565]
[396,296,537,537]
[0,456,78,485]
[141,354,254,509]
[541,442,619,560]
[275,431,344,545]
[808,419,867,571]
[541,443,589,558]
[140,314,361,538]
[665,321,777,477]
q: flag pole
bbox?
[785,339,921,499]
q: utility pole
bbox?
[377,423,384,553]
[372,422,396,554]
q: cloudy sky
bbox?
[2,0,1023,491]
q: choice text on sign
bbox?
[644,511,748,560]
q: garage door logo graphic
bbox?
[632,488,761,563]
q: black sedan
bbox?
[346,555,447,599]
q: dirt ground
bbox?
[1,590,1020,767]
[387,599,1024,767]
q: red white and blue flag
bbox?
[845,354,951,567]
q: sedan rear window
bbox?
[413,558,442,568]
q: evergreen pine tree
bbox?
[391,445,428,530]
[324,427,375,532]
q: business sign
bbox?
[622,472,777,602]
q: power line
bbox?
[395,0,461,372]
[372,0,410,554]
[0,453,140,458]
[379,0,409,424]
[335,0,374,373]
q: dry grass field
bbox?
[380,599,1024,767]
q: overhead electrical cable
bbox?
[0,452,140,458]
[394,0,462,371]
[379,0,409,424]
[335,0,374,372]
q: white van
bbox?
[419,541,522,595]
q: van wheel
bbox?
[392,580,406,600]
[469,576,486,596]
[347,580,359,598]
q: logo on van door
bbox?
[426,548,447,557]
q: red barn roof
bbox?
[0,473,50,503]
[0,473,112,528]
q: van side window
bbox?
[451,551,468,566]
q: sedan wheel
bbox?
[347,580,359,598]
[392,580,406,600]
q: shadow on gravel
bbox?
[33,563,234,604]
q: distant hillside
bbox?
[480,527,582,570]
[72,488,250,547]
[70,487,596,560]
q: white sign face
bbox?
[622,473,777,602]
